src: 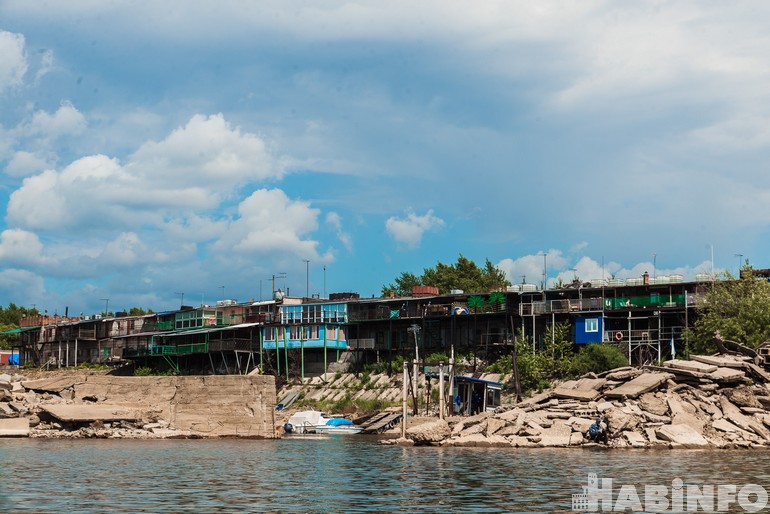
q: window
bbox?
[327,325,338,340]
[264,328,275,341]
[289,326,302,340]
[585,318,599,333]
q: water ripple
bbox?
[1,438,768,513]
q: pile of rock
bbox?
[392,352,770,449]
[0,371,191,438]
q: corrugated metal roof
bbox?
[1,326,40,334]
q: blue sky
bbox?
[0,1,768,314]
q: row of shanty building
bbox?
[6,274,714,377]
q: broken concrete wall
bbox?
[22,374,277,438]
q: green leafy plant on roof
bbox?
[467,295,485,313]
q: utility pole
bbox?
[174,292,184,308]
[303,259,310,298]
[100,298,109,316]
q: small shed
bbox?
[427,374,503,416]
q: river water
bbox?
[1,436,769,513]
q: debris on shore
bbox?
[0,371,276,439]
[389,338,770,449]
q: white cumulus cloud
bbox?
[0,31,27,93]
[6,113,285,232]
[5,151,51,177]
[385,209,444,248]
[212,188,323,259]
[0,229,49,267]
[130,113,281,190]
[24,101,87,139]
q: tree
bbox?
[381,255,511,296]
[689,266,770,352]
[0,303,39,350]
[381,272,421,297]
[127,307,154,316]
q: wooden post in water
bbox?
[412,358,419,414]
[447,357,454,416]
[438,361,445,420]
[402,360,408,438]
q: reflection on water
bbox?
[1,437,769,513]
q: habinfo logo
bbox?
[572,473,768,512]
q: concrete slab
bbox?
[42,404,143,422]
[666,395,704,433]
[691,354,747,369]
[605,369,642,381]
[712,418,741,433]
[719,397,770,440]
[553,387,600,401]
[604,372,673,399]
[21,376,82,393]
[623,430,647,447]
[569,431,585,446]
[574,378,607,391]
[745,363,770,383]
[537,421,572,447]
[644,427,661,444]
[708,367,746,383]
[656,424,710,447]
[663,359,718,374]
[517,390,553,407]
[0,417,29,437]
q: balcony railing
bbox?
[520,294,695,315]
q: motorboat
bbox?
[283,410,363,435]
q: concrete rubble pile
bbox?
[0,374,160,438]
[0,372,276,439]
[394,340,770,449]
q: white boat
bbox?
[283,410,363,435]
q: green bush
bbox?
[572,343,628,375]
[487,329,628,394]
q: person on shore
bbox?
[587,417,608,444]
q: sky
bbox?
[0,1,768,315]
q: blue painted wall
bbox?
[262,324,347,350]
[575,316,603,344]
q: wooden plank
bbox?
[362,413,402,433]
[359,411,389,428]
